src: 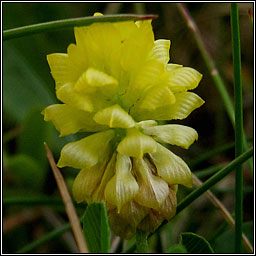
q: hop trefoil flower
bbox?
[42,13,204,239]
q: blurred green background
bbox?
[2,2,253,253]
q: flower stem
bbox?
[230,3,244,253]
[3,14,157,41]
[135,230,148,253]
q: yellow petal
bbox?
[137,85,176,110]
[149,143,192,187]
[166,63,183,72]
[104,154,139,212]
[143,124,198,149]
[117,128,157,158]
[167,92,205,119]
[74,67,118,93]
[93,104,135,128]
[134,158,169,210]
[57,130,114,169]
[42,104,104,136]
[167,67,203,93]
[47,53,75,89]
[135,92,204,121]
[131,59,165,90]
[135,120,158,129]
[72,160,108,203]
[56,83,93,112]
[150,39,170,64]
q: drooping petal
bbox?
[93,153,117,202]
[134,92,204,121]
[134,158,169,211]
[158,186,177,220]
[56,83,93,112]
[57,130,114,169]
[143,124,198,149]
[72,159,108,203]
[137,85,176,110]
[117,200,149,229]
[108,208,136,240]
[167,67,203,93]
[104,154,139,212]
[150,39,170,64]
[42,104,104,136]
[93,104,135,128]
[138,209,164,234]
[117,128,157,158]
[150,143,193,187]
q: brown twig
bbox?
[193,174,253,253]
[44,143,88,253]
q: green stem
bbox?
[3,14,157,41]
[231,3,244,253]
[176,3,253,175]
[123,147,253,253]
[3,196,64,206]
[135,230,148,253]
[177,148,252,214]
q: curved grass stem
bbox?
[230,3,244,253]
[3,14,157,41]
[176,3,253,175]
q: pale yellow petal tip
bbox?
[94,12,103,16]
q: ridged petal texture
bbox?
[104,153,139,212]
[57,130,114,168]
[143,124,198,149]
[42,12,204,239]
[117,128,157,158]
[93,104,135,128]
[150,143,193,187]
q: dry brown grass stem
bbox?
[44,143,89,253]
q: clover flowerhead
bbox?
[42,13,204,239]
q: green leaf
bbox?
[3,44,55,124]
[167,244,187,253]
[136,229,148,253]
[6,154,45,191]
[83,202,110,253]
[212,221,253,253]
[18,107,52,169]
[180,232,214,254]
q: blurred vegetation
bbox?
[2,2,253,253]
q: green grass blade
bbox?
[16,220,74,253]
[3,14,157,41]
[177,148,252,214]
[176,3,253,175]
[230,3,244,253]
[83,202,110,253]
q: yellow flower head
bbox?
[42,13,204,239]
